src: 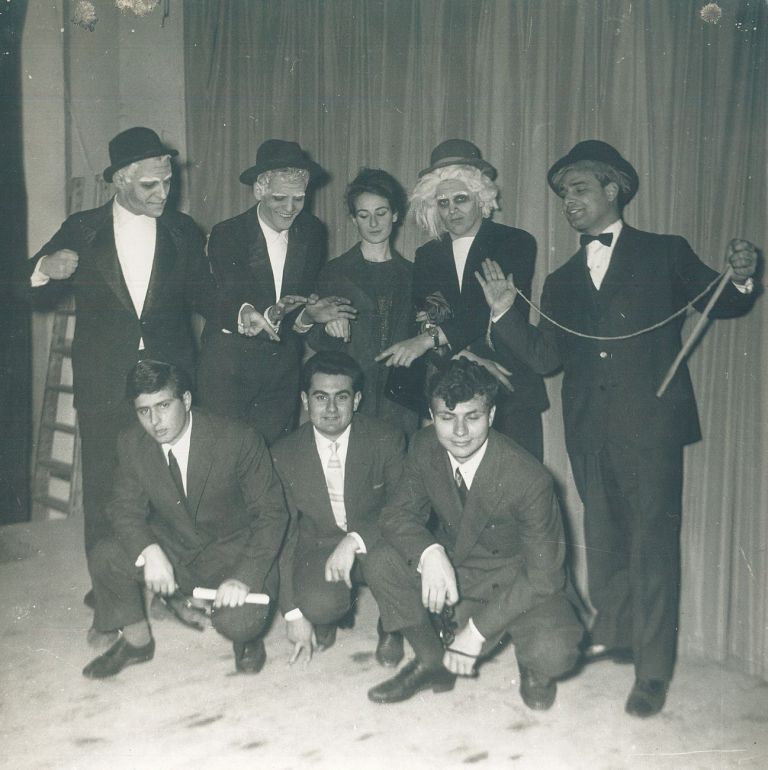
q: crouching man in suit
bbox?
[83,359,288,679]
[270,351,406,666]
[366,359,583,708]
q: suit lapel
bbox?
[185,412,217,520]
[463,219,494,293]
[343,418,373,521]
[246,209,278,304]
[298,425,337,528]
[595,226,638,306]
[92,211,134,314]
[282,217,308,296]
[142,220,175,318]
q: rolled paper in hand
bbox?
[192,587,270,605]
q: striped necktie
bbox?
[326,441,347,531]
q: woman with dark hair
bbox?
[308,168,417,435]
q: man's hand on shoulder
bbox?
[287,615,316,665]
[214,578,250,608]
[141,543,176,595]
[324,534,359,588]
[40,249,79,280]
[420,546,459,614]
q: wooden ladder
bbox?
[31,296,82,521]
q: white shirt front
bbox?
[313,424,351,531]
[446,438,489,490]
[451,235,474,291]
[161,412,193,495]
[585,219,623,290]
[257,205,289,301]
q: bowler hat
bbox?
[547,140,639,205]
[239,140,325,186]
[103,127,178,182]
[418,139,497,180]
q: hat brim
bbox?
[547,149,639,205]
[239,157,325,186]
[418,157,497,180]
[103,148,179,183]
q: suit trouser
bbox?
[291,541,374,625]
[366,543,582,679]
[90,538,274,644]
[570,441,683,682]
[197,330,300,446]
[78,401,136,555]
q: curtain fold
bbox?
[184,0,767,679]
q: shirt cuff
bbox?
[467,617,486,643]
[30,257,51,287]
[732,276,754,294]
[417,543,445,574]
[284,608,304,621]
[491,306,511,324]
[347,531,366,554]
[292,307,314,333]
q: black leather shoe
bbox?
[583,642,634,665]
[518,663,557,711]
[82,636,154,679]
[368,659,456,704]
[625,678,668,718]
[315,624,337,652]
[234,639,267,673]
[86,625,120,652]
[375,619,404,668]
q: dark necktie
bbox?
[579,232,613,248]
[455,466,468,507]
[167,449,187,507]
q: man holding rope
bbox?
[477,140,758,718]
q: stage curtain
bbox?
[183,0,767,679]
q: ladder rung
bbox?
[42,421,76,435]
[48,384,74,394]
[39,459,73,480]
[34,494,71,512]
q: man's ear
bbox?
[182,390,193,412]
[488,405,496,427]
[605,182,619,203]
[300,391,309,412]
[353,392,362,411]
[392,212,399,223]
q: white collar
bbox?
[446,437,489,489]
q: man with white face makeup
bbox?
[29,127,211,605]
[198,139,356,445]
[376,140,547,460]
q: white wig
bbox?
[253,167,310,200]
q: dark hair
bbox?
[301,351,364,395]
[428,358,498,411]
[345,167,408,222]
[126,359,193,402]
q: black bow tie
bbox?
[580,232,613,248]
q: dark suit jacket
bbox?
[205,206,328,342]
[380,427,568,640]
[29,200,211,411]
[492,225,757,453]
[108,409,288,591]
[270,414,406,613]
[414,219,548,411]
[307,244,418,433]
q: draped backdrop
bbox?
[183,0,767,679]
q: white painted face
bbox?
[256,172,308,232]
[114,156,172,218]
[435,178,483,239]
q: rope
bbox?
[510,269,728,342]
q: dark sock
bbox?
[122,620,152,647]
[402,621,444,669]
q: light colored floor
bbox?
[1,518,766,770]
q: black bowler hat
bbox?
[547,140,639,205]
[103,127,178,182]
[418,139,497,180]
[239,139,325,186]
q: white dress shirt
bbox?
[585,219,623,290]
[257,205,289,301]
[451,235,474,291]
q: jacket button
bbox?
[599,351,608,359]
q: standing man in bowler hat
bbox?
[478,140,759,717]
[197,139,356,444]
[29,127,212,614]
[376,140,548,460]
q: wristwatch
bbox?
[424,323,441,349]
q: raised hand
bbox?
[475,258,518,317]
